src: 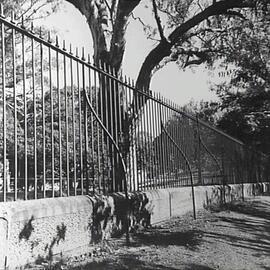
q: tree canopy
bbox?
[186,7,270,154]
[61,0,268,91]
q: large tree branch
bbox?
[152,0,165,41]
[169,0,255,43]
[136,0,256,90]
[109,0,141,71]
[65,0,109,64]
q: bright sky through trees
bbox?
[39,1,219,105]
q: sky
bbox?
[40,1,219,106]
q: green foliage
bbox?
[210,8,270,154]
[184,5,270,155]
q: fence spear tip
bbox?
[0,4,4,18]
[69,43,72,54]
[11,11,15,23]
[55,35,59,47]
[31,21,34,33]
[21,15,25,29]
[39,26,42,38]
[47,31,51,42]
[82,47,85,61]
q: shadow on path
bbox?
[131,229,203,250]
[204,198,270,256]
[72,255,214,270]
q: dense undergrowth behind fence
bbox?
[0,7,269,202]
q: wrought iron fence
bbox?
[0,7,269,202]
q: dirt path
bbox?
[32,196,270,270]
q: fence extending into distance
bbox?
[0,7,269,202]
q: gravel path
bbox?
[31,196,270,270]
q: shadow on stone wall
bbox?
[19,215,35,241]
[203,183,268,213]
[44,223,67,260]
[18,216,67,267]
[204,185,242,211]
[90,192,154,243]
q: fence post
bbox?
[196,114,202,185]
[221,144,227,204]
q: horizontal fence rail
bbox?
[0,9,269,202]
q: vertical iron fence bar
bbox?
[113,68,120,191]
[157,94,163,188]
[172,110,177,187]
[103,65,109,193]
[196,114,202,185]
[88,61,95,193]
[132,87,140,191]
[146,93,152,188]
[150,96,155,188]
[76,51,84,195]
[172,102,176,186]
[166,101,170,187]
[162,124,196,219]
[126,79,131,190]
[82,56,89,194]
[1,21,6,201]
[167,100,172,187]
[12,26,17,200]
[181,113,186,185]
[161,97,167,187]
[176,107,181,185]
[187,117,192,185]
[146,96,152,188]
[166,100,170,187]
[70,50,77,196]
[108,66,115,191]
[175,113,180,186]
[136,90,143,190]
[40,40,46,198]
[156,93,162,188]
[183,111,188,186]
[63,45,69,196]
[164,98,169,187]
[131,84,139,191]
[184,116,189,185]
[100,66,104,192]
[103,64,108,191]
[22,30,27,200]
[175,113,179,187]
[151,97,156,188]
[221,143,226,202]
[174,106,179,187]
[56,45,63,197]
[165,100,170,187]
[158,93,165,187]
[178,110,185,185]
[31,37,37,199]
[178,112,184,185]
[152,93,158,188]
[174,104,178,186]
[130,81,135,190]
[99,62,105,193]
[118,73,124,191]
[113,70,119,191]
[48,44,54,197]
[139,90,144,190]
[131,80,136,190]
[142,90,147,190]
[169,102,174,187]
[94,67,100,192]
